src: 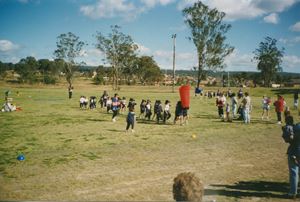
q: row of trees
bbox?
[0,57,66,84]
[0,1,285,88]
[183,1,284,88]
[53,26,163,89]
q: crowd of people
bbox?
[78,90,190,132]
[208,88,299,125]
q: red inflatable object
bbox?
[179,85,190,108]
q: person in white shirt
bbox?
[163,100,171,123]
[261,96,271,120]
[242,92,251,124]
[79,96,85,109]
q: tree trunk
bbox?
[197,54,203,87]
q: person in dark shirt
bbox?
[126,107,135,132]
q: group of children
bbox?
[79,91,189,132]
[79,96,96,109]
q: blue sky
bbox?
[0,0,300,73]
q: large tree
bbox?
[95,25,138,90]
[15,56,39,83]
[54,32,85,88]
[38,59,62,84]
[253,37,284,87]
[135,56,163,85]
[183,1,234,86]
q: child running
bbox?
[139,99,146,119]
[174,101,183,125]
[126,105,136,133]
[155,100,163,123]
[111,93,119,122]
[145,100,152,120]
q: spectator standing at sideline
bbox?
[242,92,251,124]
[216,93,226,119]
[294,91,299,110]
[274,95,285,124]
[282,112,300,199]
[261,96,271,120]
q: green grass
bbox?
[0,81,299,201]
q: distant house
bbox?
[271,84,281,88]
[200,76,217,86]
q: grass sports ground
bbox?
[0,81,299,202]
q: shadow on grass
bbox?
[137,119,170,126]
[271,88,299,95]
[195,114,219,120]
[210,118,277,125]
[87,118,107,122]
[205,181,290,200]
[107,129,126,132]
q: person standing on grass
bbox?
[274,95,285,124]
[261,96,271,120]
[126,105,135,132]
[216,93,226,119]
[155,100,163,124]
[100,90,108,108]
[174,101,183,125]
[111,93,119,122]
[68,86,73,99]
[139,99,146,119]
[163,100,171,123]
[145,100,152,120]
[282,112,300,199]
[294,91,299,110]
[241,92,251,124]
[231,93,238,118]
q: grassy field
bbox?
[0,81,299,202]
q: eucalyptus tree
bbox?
[253,37,284,87]
[183,1,234,86]
[54,32,85,88]
[95,25,138,90]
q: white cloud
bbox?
[80,0,138,20]
[279,36,300,45]
[78,47,104,66]
[178,0,299,21]
[141,0,175,8]
[0,40,20,52]
[290,22,300,32]
[253,0,298,13]
[225,50,256,71]
[283,55,300,71]
[136,43,151,55]
[80,0,175,20]
[263,13,279,24]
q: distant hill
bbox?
[163,69,300,78]
[77,66,300,78]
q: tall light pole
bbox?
[227,71,230,88]
[172,34,176,93]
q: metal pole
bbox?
[228,71,230,88]
[172,34,176,93]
